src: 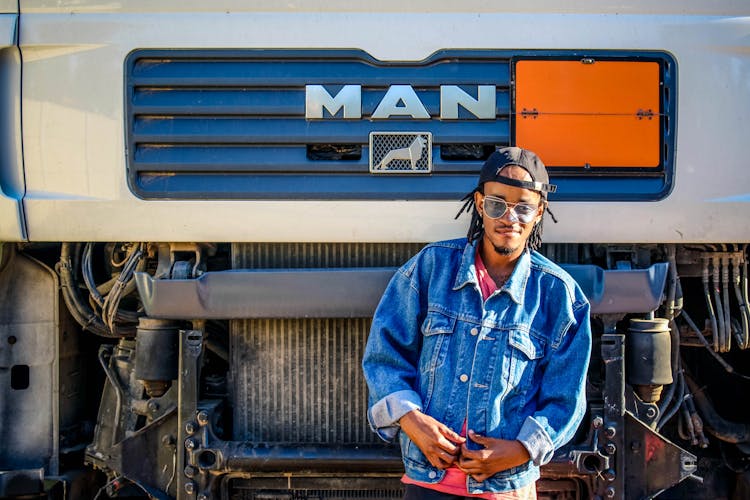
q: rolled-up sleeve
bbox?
[362,265,425,442]
[516,300,592,465]
[368,389,423,441]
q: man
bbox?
[362,147,591,499]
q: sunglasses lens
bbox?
[484,198,507,218]
[514,205,538,223]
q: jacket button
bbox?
[459,374,469,382]
[470,328,479,336]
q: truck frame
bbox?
[1,2,750,499]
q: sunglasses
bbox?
[481,195,540,223]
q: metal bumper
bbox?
[135,262,669,319]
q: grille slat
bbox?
[132,116,508,145]
[130,57,510,85]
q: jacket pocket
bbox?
[422,309,456,336]
[508,329,545,360]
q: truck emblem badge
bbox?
[369,132,432,173]
[306,85,496,120]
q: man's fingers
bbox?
[440,451,457,466]
[467,430,490,444]
[429,452,455,470]
[459,442,480,459]
[435,434,461,454]
[439,425,466,444]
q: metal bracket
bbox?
[177,329,203,499]
[600,333,625,499]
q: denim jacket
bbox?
[362,238,591,493]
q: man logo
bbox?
[377,136,427,170]
[369,132,432,174]
[306,85,496,120]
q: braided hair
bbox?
[454,186,556,252]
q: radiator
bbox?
[230,243,423,444]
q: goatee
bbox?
[492,244,519,256]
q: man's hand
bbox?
[457,430,531,482]
[399,410,466,469]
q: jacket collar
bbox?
[453,239,530,305]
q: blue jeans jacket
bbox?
[362,238,591,493]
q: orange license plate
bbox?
[515,59,661,168]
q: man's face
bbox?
[473,165,544,258]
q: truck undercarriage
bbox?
[3,240,750,499]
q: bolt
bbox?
[604,443,617,455]
[184,482,196,495]
[161,434,175,447]
[184,465,197,478]
[185,438,198,450]
[646,407,657,419]
[185,421,197,434]
[147,400,159,412]
[605,486,616,498]
[604,426,616,439]
[197,410,209,425]
[604,469,616,482]
[197,495,209,500]
[631,440,642,452]
[592,416,603,429]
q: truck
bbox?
[1,1,749,499]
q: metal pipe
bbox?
[712,257,726,352]
[83,242,105,308]
[657,368,684,430]
[743,245,750,348]
[685,375,750,444]
[714,256,727,351]
[732,253,749,350]
[679,310,736,374]
[680,404,697,445]
[675,268,684,316]
[665,245,677,320]
[219,444,403,473]
[721,256,732,351]
[97,346,124,446]
[684,390,709,448]
[657,247,680,415]
[703,258,720,352]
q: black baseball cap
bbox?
[478,147,557,199]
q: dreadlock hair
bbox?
[454,185,557,252]
[455,187,484,243]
